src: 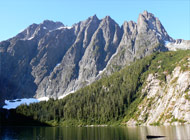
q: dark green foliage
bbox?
[0,109,49,126]
[147,50,190,80]
[16,54,155,125]
[15,50,190,126]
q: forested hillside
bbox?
[15,50,190,126]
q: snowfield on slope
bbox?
[3,97,49,110]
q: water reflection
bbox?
[0,125,190,140]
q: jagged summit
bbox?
[90,14,99,20]
[101,15,118,25]
[104,15,112,20]
[84,14,99,24]
[42,19,62,25]
[41,20,64,29]
[137,10,171,40]
[142,10,154,18]
[0,11,189,107]
[14,20,64,41]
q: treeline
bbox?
[16,53,155,125]
[15,50,190,125]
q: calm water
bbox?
[0,125,190,140]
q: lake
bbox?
[0,125,190,140]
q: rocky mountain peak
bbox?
[105,15,111,20]
[99,15,119,33]
[0,11,189,106]
[83,14,99,25]
[137,10,172,41]
[123,21,137,31]
[102,15,115,24]
[137,10,158,31]
[41,20,64,30]
[142,10,155,19]
[15,20,64,41]
[90,14,99,21]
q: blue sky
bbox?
[0,0,189,41]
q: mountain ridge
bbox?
[0,11,189,107]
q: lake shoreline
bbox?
[1,124,190,140]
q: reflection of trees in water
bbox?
[1,125,190,140]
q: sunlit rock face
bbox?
[0,11,189,106]
[127,65,190,125]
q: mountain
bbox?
[10,50,190,126]
[165,39,190,51]
[0,11,189,107]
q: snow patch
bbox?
[3,98,39,109]
[164,40,171,45]
[28,36,34,40]
[43,27,47,29]
[48,26,73,33]
[165,40,190,51]
[49,26,72,33]
[58,90,75,99]
[58,94,68,99]
[56,63,61,67]
[57,26,72,30]
[2,91,77,110]
[99,70,103,74]
[37,97,49,101]
[2,97,49,109]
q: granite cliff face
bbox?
[0,11,189,105]
[127,65,190,125]
[100,11,172,76]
